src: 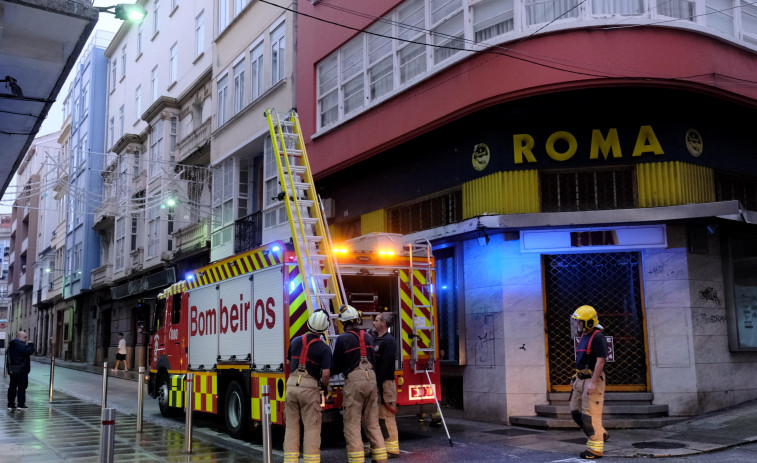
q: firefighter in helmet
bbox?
[332,305,388,463]
[283,309,332,463]
[570,305,610,459]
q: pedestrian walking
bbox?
[570,305,609,459]
[113,332,127,371]
[6,331,35,411]
[372,312,399,458]
[332,305,388,463]
[283,310,333,463]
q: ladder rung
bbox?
[294,217,318,225]
[311,293,336,299]
[308,274,332,280]
[287,166,307,175]
[301,235,323,243]
[284,181,310,190]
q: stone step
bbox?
[509,415,687,430]
[535,403,669,418]
[548,392,654,403]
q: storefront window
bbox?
[435,245,461,364]
[729,232,757,349]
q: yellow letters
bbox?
[513,134,537,164]
[546,131,577,162]
[632,125,664,157]
[590,129,622,160]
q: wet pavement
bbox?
[3,358,757,461]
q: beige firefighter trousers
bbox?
[343,366,387,463]
[570,374,606,457]
[379,379,399,456]
[284,374,323,463]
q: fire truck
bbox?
[147,233,440,437]
[148,109,440,437]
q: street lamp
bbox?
[96,3,147,22]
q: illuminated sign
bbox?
[408,384,436,401]
[521,225,667,252]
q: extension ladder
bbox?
[264,109,345,343]
[405,239,437,373]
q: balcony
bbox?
[234,211,262,254]
[132,168,147,193]
[176,119,211,163]
[91,263,114,289]
[93,198,115,231]
[173,218,210,257]
[130,247,144,272]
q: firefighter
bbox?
[332,305,388,463]
[372,312,399,458]
[570,305,609,459]
[284,309,332,463]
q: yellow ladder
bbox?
[406,239,437,373]
[264,109,345,343]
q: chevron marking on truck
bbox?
[399,269,431,359]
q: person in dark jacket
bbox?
[373,312,399,458]
[6,331,35,411]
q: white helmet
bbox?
[338,304,360,323]
[307,309,330,334]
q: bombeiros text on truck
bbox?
[146,109,441,438]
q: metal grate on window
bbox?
[544,252,648,391]
[540,167,636,212]
[714,171,757,210]
[388,189,462,235]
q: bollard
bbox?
[100,407,116,463]
[184,373,194,454]
[101,362,109,411]
[48,356,55,402]
[137,366,145,433]
[262,384,272,463]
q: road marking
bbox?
[549,459,585,463]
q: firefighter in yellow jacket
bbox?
[332,305,388,463]
[284,310,332,463]
[570,305,609,459]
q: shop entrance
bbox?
[544,252,649,392]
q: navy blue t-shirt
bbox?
[575,330,608,370]
[288,333,332,380]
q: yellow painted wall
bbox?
[361,209,387,234]
[463,170,540,219]
[637,161,715,208]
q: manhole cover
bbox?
[484,428,539,437]
[632,441,687,449]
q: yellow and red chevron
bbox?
[399,269,433,359]
[251,373,286,424]
[162,242,285,298]
[192,372,218,414]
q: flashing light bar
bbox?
[408,384,436,401]
[378,250,395,256]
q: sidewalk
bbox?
[4,359,757,460]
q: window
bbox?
[341,37,364,115]
[151,66,159,102]
[121,45,127,78]
[135,85,142,120]
[119,105,125,139]
[233,60,245,115]
[387,189,462,234]
[473,0,514,42]
[743,1,757,40]
[115,217,125,271]
[74,243,82,276]
[539,167,636,212]
[706,0,734,35]
[170,116,178,151]
[133,151,141,177]
[317,55,338,127]
[111,60,117,90]
[211,159,234,247]
[435,245,460,363]
[250,42,264,100]
[219,0,229,32]
[271,22,285,84]
[195,11,205,58]
[217,75,228,126]
[398,0,427,84]
[130,216,139,251]
[153,0,160,35]
[169,43,178,84]
[234,0,244,17]
[431,4,464,64]
[150,119,164,178]
[108,117,114,148]
[726,232,757,350]
[367,21,393,101]
[263,137,286,228]
[593,0,643,14]
[72,97,79,124]
[81,87,88,119]
[137,22,143,55]
[238,157,250,218]
[148,203,160,258]
[525,0,579,25]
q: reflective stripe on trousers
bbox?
[379,379,399,455]
[569,375,606,456]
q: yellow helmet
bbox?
[572,305,599,331]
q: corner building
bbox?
[296,0,757,422]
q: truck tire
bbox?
[157,372,177,417]
[224,380,249,438]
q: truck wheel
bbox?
[157,373,177,417]
[224,380,249,438]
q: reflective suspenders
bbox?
[349,330,373,379]
[296,334,323,386]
